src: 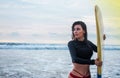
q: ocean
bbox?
[0,42,120,78]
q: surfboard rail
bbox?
[95,5,104,78]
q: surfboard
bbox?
[95,5,104,78]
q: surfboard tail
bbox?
[97,67,102,78]
[97,74,102,78]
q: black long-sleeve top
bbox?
[68,39,97,65]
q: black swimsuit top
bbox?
[68,39,97,65]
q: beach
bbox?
[0,44,120,78]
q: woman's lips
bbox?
[74,34,78,37]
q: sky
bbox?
[94,0,120,45]
[0,0,120,45]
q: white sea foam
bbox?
[0,48,120,78]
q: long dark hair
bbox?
[71,21,88,42]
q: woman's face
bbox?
[73,25,85,40]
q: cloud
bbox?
[21,0,50,5]
[0,0,119,44]
[0,1,33,9]
[0,32,3,36]
[9,32,20,37]
[0,0,94,25]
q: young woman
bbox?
[68,21,103,78]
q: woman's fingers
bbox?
[95,58,102,67]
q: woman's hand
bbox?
[95,58,102,67]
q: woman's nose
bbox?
[74,30,77,33]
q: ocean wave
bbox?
[0,42,120,50]
[0,42,67,50]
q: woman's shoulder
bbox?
[87,40,96,46]
[68,40,76,45]
[87,40,92,43]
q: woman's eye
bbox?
[76,28,80,30]
[73,28,80,31]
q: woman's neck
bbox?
[77,37,85,41]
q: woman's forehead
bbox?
[74,25,82,28]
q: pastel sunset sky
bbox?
[0,0,119,45]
